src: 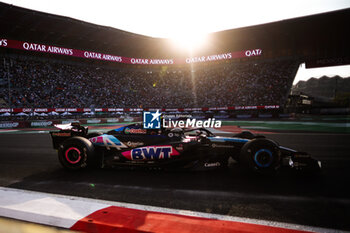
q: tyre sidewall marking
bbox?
[65,147,81,164]
[254,148,273,168]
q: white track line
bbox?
[0,187,109,228]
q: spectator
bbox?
[0,55,298,108]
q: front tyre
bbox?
[240,138,280,172]
[58,136,95,170]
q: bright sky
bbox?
[1,0,350,83]
[295,63,350,84]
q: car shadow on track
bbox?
[7,163,348,199]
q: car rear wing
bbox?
[50,123,88,149]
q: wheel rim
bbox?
[65,147,81,164]
[254,149,273,168]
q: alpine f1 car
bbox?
[50,123,321,172]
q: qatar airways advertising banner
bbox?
[0,38,262,65]
[0,105,279,114]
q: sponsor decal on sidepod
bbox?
[122,145,180,160]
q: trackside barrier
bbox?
[0,117,142,129]
[0,105,280,114]
[258,114,273,118]
[236,114,252,119]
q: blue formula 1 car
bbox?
[50,123,321,172]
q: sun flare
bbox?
[170,32,208,51]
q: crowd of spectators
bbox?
[0,55,298,109]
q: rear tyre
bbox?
[86,132,103,139]
[58,136,95,170]
[240,138,280,172]
[235,131,256,139]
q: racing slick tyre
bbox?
[240,138,280,172]
[86,132,103,139]
[58,136,95,170]
[234,131,256,139]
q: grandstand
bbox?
[0,2,349,117]
[0,56,298,109]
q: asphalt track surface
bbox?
[0,130,350,231]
